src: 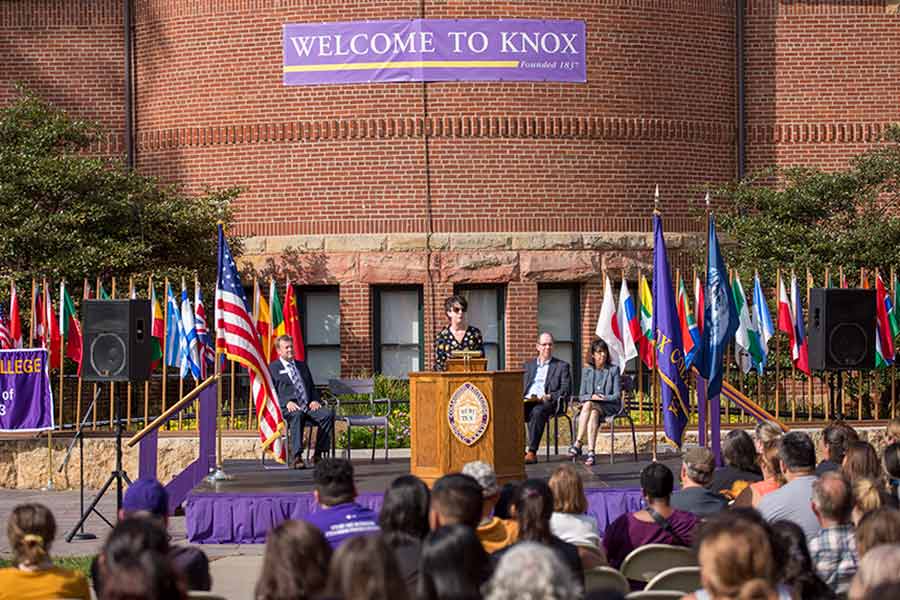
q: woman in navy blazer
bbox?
[569,339,621,466]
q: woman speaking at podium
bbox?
[433,295,484,371]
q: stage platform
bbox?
[184,454,680,544]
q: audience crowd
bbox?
[8,417,900,599]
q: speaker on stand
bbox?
[65,299,152,542]
[807,288,876,422]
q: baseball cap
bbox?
[461,461,500,497]
[122,478,169,517]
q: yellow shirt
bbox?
[0,566,90,600]
[477,517,519,553]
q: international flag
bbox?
[790,273,810,374]
[9,281,22,349]
[194,283,214,378]
[60,281,83,374]
[253,280,273,363]
[0,305,11,349]
[652,213,689,447]
[732,273,762,374]
[639,274,655,368]
[695,215,739,400]
[283,281,305,362]
[876,272,895,367]
[618,276,640,372]
[270,280,285,359]
[165,283,184,369]
[180,282,202,380]
[751,272,775,373]
[149,285,164,371]
[215,225,286,463]
[596,274,626,371]
[891,271,900,342]
[33,286,44,347]
[694,274,705,335]
[98,283,111,300]
[676,275,701,369]
[43,282,61,369]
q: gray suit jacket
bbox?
[522,357,572,403]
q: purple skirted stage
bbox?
[185,485,644,544]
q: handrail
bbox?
[127,374,219,447]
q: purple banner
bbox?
[283,19,586,86]
[0,349,53,432]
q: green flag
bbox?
[732,273,763,374]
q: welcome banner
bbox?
[0,349,53,432]
[283,19,586,86]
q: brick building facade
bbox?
[3,0,899,383]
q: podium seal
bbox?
[447,382,490,446]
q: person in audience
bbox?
[324,534,409,600]
[378,475,430,593]
[99,550,187,600]
[851,477,888,526]
[887,418,900,445]
[848,544,900,600]
[494,479,584,584]
[254,520,331,600]
[304,458,380,548]
[736,443,785,507]
[418,525,492,600]
[429,473,484,530]
[757,431,821,539]
[885,442,900,499]
[842,440,882,485]
[808,471,859,595]
[0,503,90,600]
[94,518,183,600]
[671,447,728,517]
[547,464,605,569]
[522,332,572,464]
[433,294,484,372]
[768,520,835,600]
[817,421,858,476]
[708,429,762,500]
[684,516,783,600]
[754,420,783,453]
[855,507,900,557]
[461,461,517,553]
[602,463,700,570]
[484,542,582,600]
[569,338,620,466]
[494,482,520,520]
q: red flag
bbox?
[61,281,83,374]
[694,274,705,335]
[43,282,61,369]
[283,280,305,362]
[9,281,22,348]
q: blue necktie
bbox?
[285,361,309,411]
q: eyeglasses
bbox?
[450,306,466,313]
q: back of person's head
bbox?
[98,517,172,597]
[461,461,500,499]
[887,418,900,442]
[379,475,430,546]
[723,430,759,473]
[683,447,716,486]
[100,550,187,600]
[884,442,900,480]
[812,471,853,523]
[494,482,521,520]
[848,544,900,600]
[768,521,837,600]
[755,421,783,450]
[843,440,882,484]
[822,421,858,465]
[640,462,674,501]
[325,534,408,600]
[430,473,483,529]
[778,431,816,472]
[697,517,776,600]
[7,503,55,567]
[313,458,356,506]
[514,479,555,544]
[853,477,885,524]
[121,478,169,520]
[418,524,491,600]
[759,444,785,484]
[548,464,588,515]
[484,542,581,600]
[856,507,900,556]
[254,520,332,600]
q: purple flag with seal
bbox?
[0,349,53,432]
[283,19,586,86]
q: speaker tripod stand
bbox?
[65,391,132,542]
[827,371,846,423]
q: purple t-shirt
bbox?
[602,508,700,569]
[304,501,381,548]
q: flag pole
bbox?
[209,222,231,482]
[892,266,897,420]
[775,270,781,420]
[75,279,86,437]
[637,270,645,425]
[178,276,185,430]
[145,275,152,428]
[806,269,814,422]
[127,277,134,429]
[58,279,65,430]
[44,278,54,491]
[789,270,796,421]
[860,267,866,418]
[755,271,763,416]
[162,277,169,425]
[652,185,659,462]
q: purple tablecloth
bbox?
[185,487,644,544]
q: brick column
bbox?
[339,283,372,377]
[506,281,538,370]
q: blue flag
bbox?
[695,215,739,399]
[164,283,183,369]
[652,213,689,447]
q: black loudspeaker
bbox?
[807,288,876,371]
[81,300,152,382]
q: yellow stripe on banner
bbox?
[284,60,520,72]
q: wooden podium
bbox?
[409,360,525,486]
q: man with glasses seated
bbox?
[433,294,484,371]
[522,332,572,464]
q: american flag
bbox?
[0,304,11,349]
[194,283,215,379]
[215,225,286,463]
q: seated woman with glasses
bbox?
[433,295,484,371]
[568,339,621,466]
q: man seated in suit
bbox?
[523,332,572,464]
[268,334,335,469]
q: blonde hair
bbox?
[887,418,900,442]
[854,477,884,519]
[699,520,777,600]
[548,464,588,514]
[849,544,900,600]
[7,503,55,567]
[759,444,785,486]
[754,421,782,450]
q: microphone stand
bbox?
[59,387,103,540]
